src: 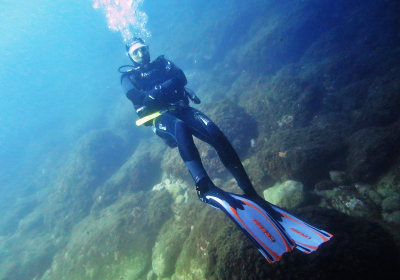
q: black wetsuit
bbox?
[120,56,255,195]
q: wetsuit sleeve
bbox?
[164,60,187,89]
[121,75,147,105]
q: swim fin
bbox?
[237,193,333,253]
[201,188,296,263]
[269,204,333,253]
[200,188,332,261]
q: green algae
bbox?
[42,191,173,280]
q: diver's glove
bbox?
[143,88,160,106]
[144,80,175,106]
[185,88,201,104]
[192,95,201,104]
[143,83,168,106]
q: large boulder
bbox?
[263,180,305,209]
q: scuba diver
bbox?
[120,37,258,200]
[119,38,332,262]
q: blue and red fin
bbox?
[205,191,295,263]
[269,204,333,253]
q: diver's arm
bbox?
[121,75,160,106]
[149,58,187,93]
[164,60,187,89]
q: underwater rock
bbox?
[263,180,305,209]
[315,180,337,191]
[152,177,190,201]
[250,138,256,148]
[205,98,257,157]
[330,190,378,218]
[354,183,372,196]
[71,129,128,183]
[381,195,400,213]
[191,206,400,280]
[375,168,400,198]
[0,227,56,280]
[146,270,157,280]
[152,220,191,277]
[147,190,174,229]
[367,190,383,206]
[42,129,129,239]
[92,139,166,210]
[346,125,400,183]
[277,114,294,128]
[0,196,39,235]
[329,171,347,184]
[171,204,252,280]
[383,211,400,225]
[42,192,172,280]
[17,210,44,234]
[175,195,185,204]
[256,127,346,188]
[161,148,192,182]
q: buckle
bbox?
[196,185,209,203]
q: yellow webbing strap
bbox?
[136,111,161,126]
[135,105,178,126]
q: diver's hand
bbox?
[185,88,201,104]
[193,96,201,104]
[143,87,161,106]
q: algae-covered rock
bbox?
[152,219,191,277]
[381,195,400,213]
[0,196,39,235]
[0,228,56,280]
[93,139,166,210]
[43,191,173,280]
[263,180,305,209]
[152,177,190,201]
[147,270,157,280]
[205,98,257,157]
[43,129,129,238]
[384,211,400,225]
[255,127,346,188]
[368,190,383,206]
[175,205,400,280]
[354,183,372,196]
[161,148,192,183]
[375,168,400,198]
[329,171,347,184]
[171,205,254,280]
[346,125,400,183]
[330,190,379,218]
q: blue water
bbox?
[0,0,123,186]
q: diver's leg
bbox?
[174,120,208,184]
[153,114,208,183]
[154,113,250,209]
[182,108,257,196]
[173,119,229,203]
[154,113,216,187]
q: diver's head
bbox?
[125,37,150,65]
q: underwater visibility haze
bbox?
[1,0,400,279]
